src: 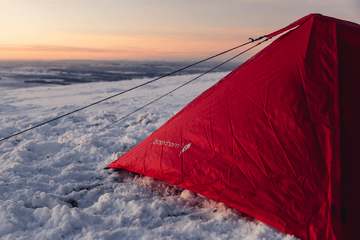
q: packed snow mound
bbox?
[0,73,298,239]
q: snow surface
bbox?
[0,72,299,240]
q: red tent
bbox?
[108,14,360,240]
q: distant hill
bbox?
[0,60,241,88]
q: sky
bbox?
[0,0,359,62]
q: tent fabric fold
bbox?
[108,14,360,240]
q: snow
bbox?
[0,72,298,239]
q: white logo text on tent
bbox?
[153,138,180,148]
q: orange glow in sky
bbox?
[0,29,269,61]
[0,0,358,61]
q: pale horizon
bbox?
[1,0,359,62]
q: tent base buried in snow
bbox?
[108,14,360,240]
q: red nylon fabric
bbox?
[108,14,360,240]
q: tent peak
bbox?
[266,13,360,39]
[266,13,321,38]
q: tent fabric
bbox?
[108,14,360,240]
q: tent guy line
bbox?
[101,38,269,131]
[0,36,267,143]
